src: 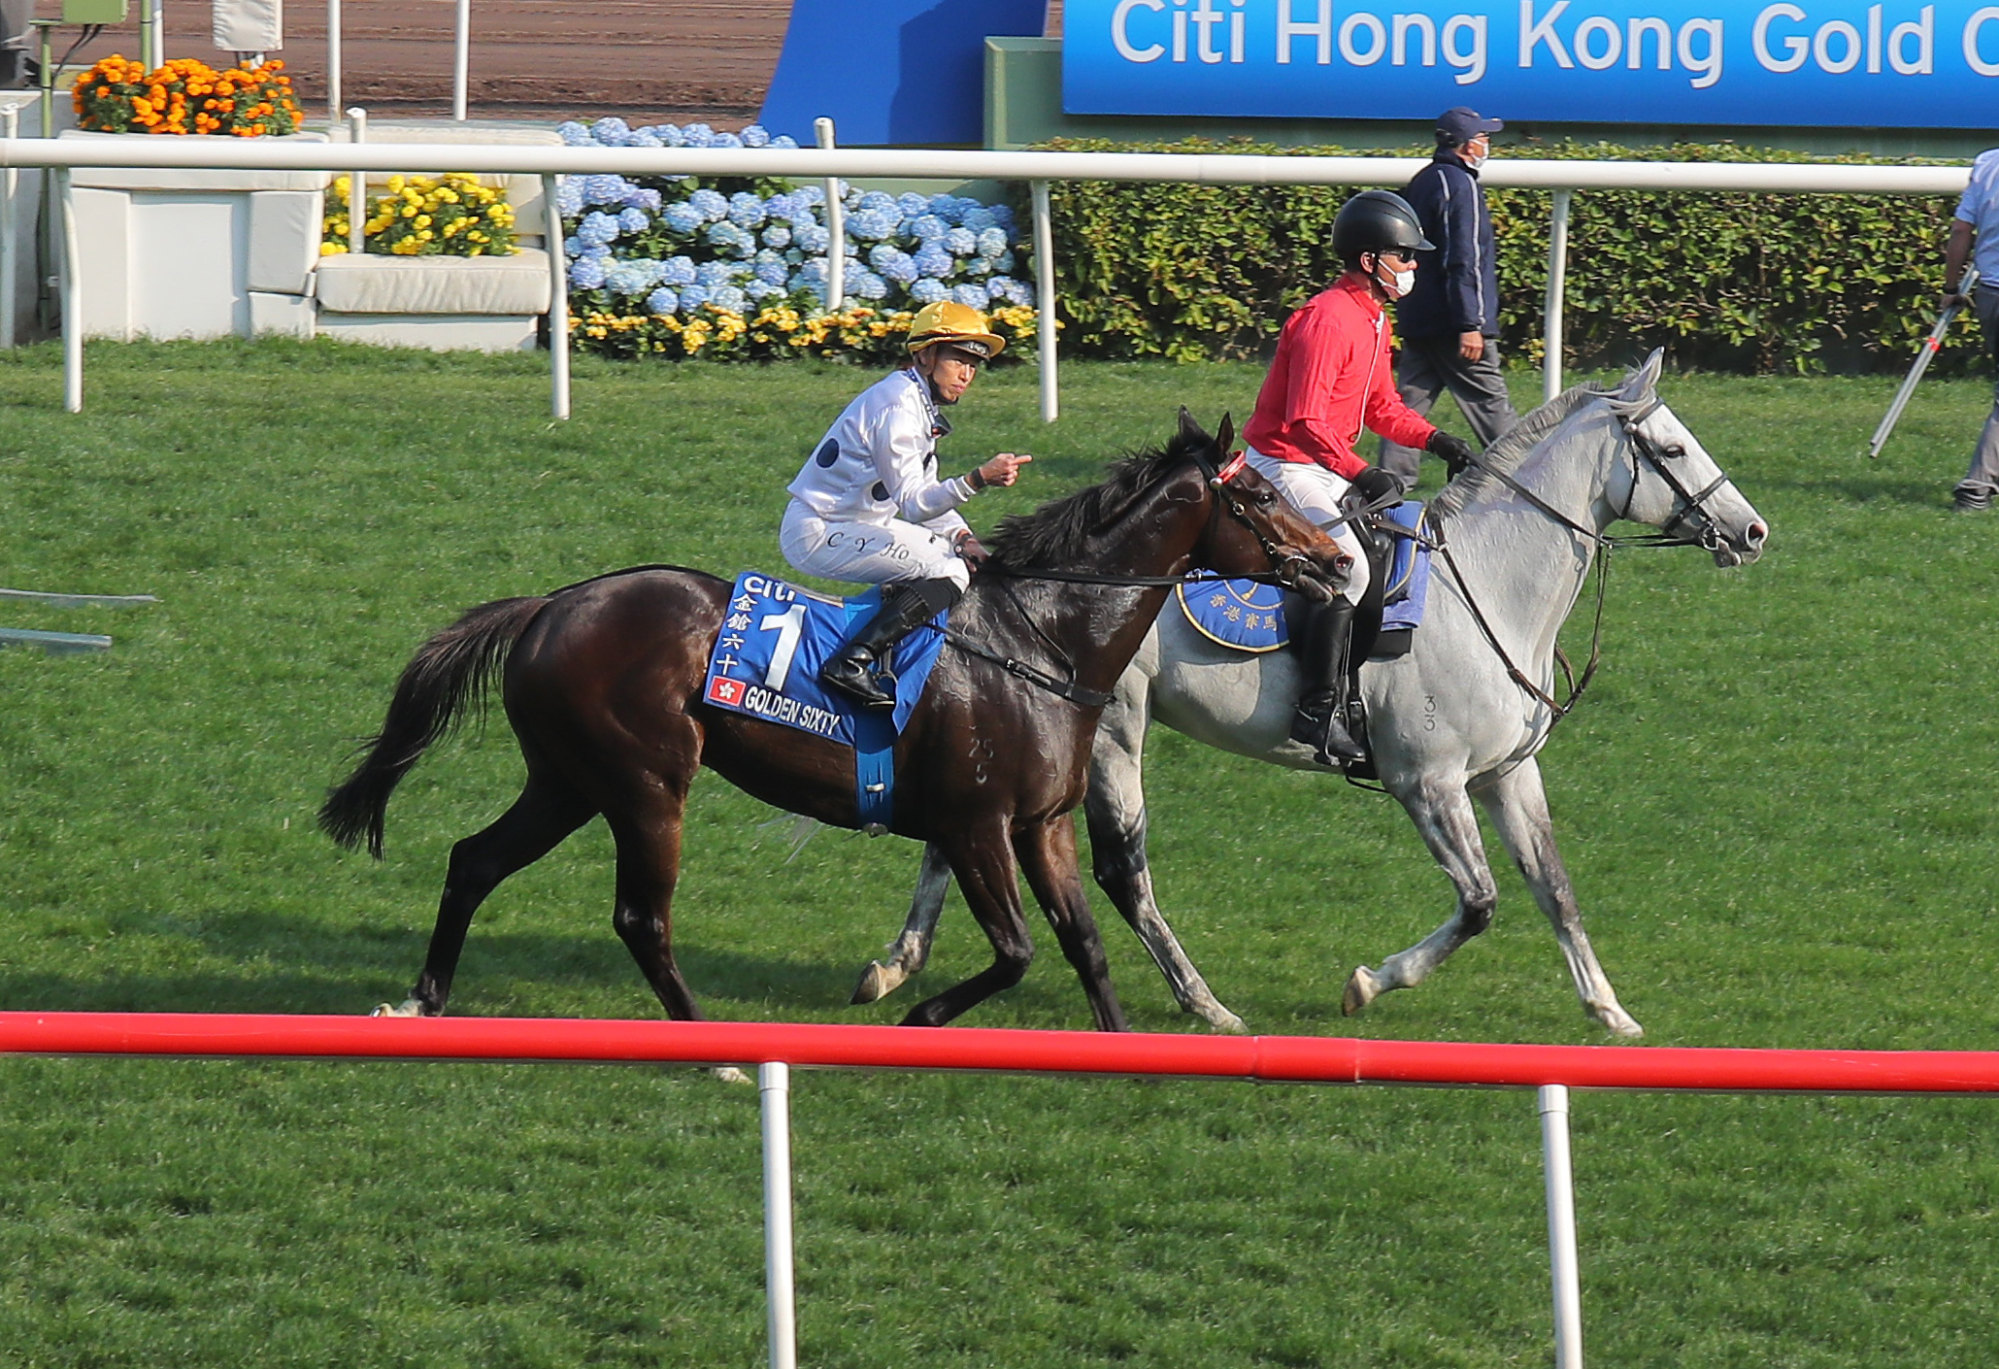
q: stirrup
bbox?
[822,653,897,710]
[1291,695,1365,765]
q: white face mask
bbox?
[1373,259,1415,298]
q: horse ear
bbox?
[1627,348,1665,401]
[1176,406,1209,449]
[1215,412,1235,455]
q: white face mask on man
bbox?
[1372,257,1415,299]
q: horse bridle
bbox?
[1412,396,1739,732]
[945,444,1321,709]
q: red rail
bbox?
[4,1012,1999,1093]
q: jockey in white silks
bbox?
[781,299,1032,709]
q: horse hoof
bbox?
[850,960,904,1005]
[1191,1003,1248,1034]
[1597,1007,1645,1039]
[711,1066,753,1086]
[1342,967,1379,1016]
[369,999,424,1018]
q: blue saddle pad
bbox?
[1175,501,1434,652]
[702,572,946,828]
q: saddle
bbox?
[1340,498,1434,780]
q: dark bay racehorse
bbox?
[320,411,1347,1030]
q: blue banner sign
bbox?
[1063,1,1999,128]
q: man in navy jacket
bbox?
[1379,107,1520,488]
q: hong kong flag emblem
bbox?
[708,676,745,706]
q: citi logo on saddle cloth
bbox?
[702,572,947,830]
[1175,500,1434,655]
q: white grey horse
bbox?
[852,351,1768,1037]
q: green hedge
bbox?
[1028,137,1970,376]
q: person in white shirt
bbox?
[781,300,1031,707]
[1942,148,1999,512]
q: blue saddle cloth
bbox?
[1174,501,1433,651]
[702,573,947,829]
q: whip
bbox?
[1869,263,1978,459]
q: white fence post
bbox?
[544,172,570,421]
[1539,1084,1584,1369]
[1031,179,1057,423]
[1543,189,1573,403]
[451,0,471,121]
[346,107,367,257]
[813,119,844,314]
[1,102,17,351]
[327,0,344,123]
[56,167,79,411]
[760,1062,798,1369]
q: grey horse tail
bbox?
[318,596,549,859]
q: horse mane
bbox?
[983,434,1195,572]
[1430,364,1654,521]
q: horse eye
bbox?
[1662,444,1687,460]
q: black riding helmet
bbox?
[1331,190,1435,267]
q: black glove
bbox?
[1427,429,1477,477]
[1348,465,1406,507]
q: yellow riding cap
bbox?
[905,299,1006,360]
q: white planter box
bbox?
[61,130,331,342]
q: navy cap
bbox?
[1436,107,1503,144]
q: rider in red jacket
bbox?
[1243,190,1475,764]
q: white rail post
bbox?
[1,102,18,350]
[1030,179,1057,423]
[57,167,79,412]
[153,0,166,65]
[1543,188,1572,403]
[451,0,470,121]
[327,0,343,122]
[543,172,570,421]
[759,1062,798,1369]
[346,107,367,257]
[1539,1084,1584,1369]
[813,118,844,314]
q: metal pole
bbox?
[1031,179,1057,423]
[327,0,343,123]
[543,172,570,421]
[451,0,470,121]
[57,167,79,412]
[1543,188,1572,404]
[139,2,154,70]
[1,103,18,350]
[1539,1084,1584,1369]
[813,118,843,314]
[759,1062,798,1369]
[153,0,166,65]
[1869,262,1979,458]
[346,108,366,257]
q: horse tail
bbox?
[319,595,549,858]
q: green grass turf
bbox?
[2,340,1997,1366]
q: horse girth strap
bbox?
[942,631,1115,709]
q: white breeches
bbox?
[780,500,972,592]
[1245,452,1370,605]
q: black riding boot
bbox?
[1288,596,1366,764]
[821,578,959,710]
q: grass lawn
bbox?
[1,339,1997,1366]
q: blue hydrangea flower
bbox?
[557,120,591,146]
[989,204,1017,232]
[792,260,828,289]
[906,213,948,242]
[694,260,740,289]
[647,286,680,315]
[754,257,790,286]
[959,255,993,279]
[709,285,749,315]
[687,188,730,222]
[569,256,609,290]
[562,234,584,257]
[962,208,998,233]
[848,208,898,242]
[728,192,767,230]
[855,191,898,216]
[796,185,825,208]
[762,223,794,250]
[627,187,662,213]
[682,122,716,147]
[619,207,651,236]
[554,181,584,217]
[944,227,977,257]
[849,270,889,300]
[913,244,955,279]
[793,224,830,255]
[990,248,1017,273]
[582,174,630,207]
[949,283,988,309]
[897,192,930,218]
[712,132,744,150]
[908,277,947,305]
[628,128,663,149]
[976,226,1010,259]
[655,123,688,148]
[678,283,711,311]
[604,262,654,296]
[590,116,631,146]
[661,202,705,235]
[744,277,783,302]
[577,211,621,247]
[771,134,799,149]
[989,277,1033,306]
[742,124,772,148]
[705,221,753,257]
[661,255,697,287]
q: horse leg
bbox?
[1343,776,1497,1016]
[1017,815,1129,1032]
[899,825,1036,1028]
[1086,682,1246,1032]
[376,774,593,1017]
[1473,759,1643,1038]
[850,841,952,1004]
[606,797,705,1022]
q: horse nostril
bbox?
[1747,520,1768,546]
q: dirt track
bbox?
[57,0,1064,128]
